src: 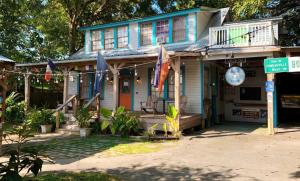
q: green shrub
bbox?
[74,107,92,128]
[166,105,181,138]
[26,108,55,132]
[101,107,140,137]
[5,92,26,124]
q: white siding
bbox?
[100,81,114,110]
[197,12,213,40]
[68,71,79,98]
[188,13,196,42]
[85,30,91,53]
[129,23,139,49]
[133,65,149,111]
[184,59,201,113]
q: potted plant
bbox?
[39,109,55,134]
[75,107,92,137]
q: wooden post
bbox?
[56,111,60,129]
[96,95,100,121]
[267,73,275,135]
[63,69,69,113]
[174,57,181,125]
[113,64,119,111]
[73,95,78,116]
[24,72,30,112]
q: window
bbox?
[149,68,184,99]
[117,26,128,48]
[140,22,152,46]
[173,16,186,42]
[240,87,261,101]
[156,20,169,43]
[91,30,101,51]
[104,28,114,49]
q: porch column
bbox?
[24,71,30,112]
[63,69,69,113]
[113,64,119,111]
[267,73,275,135]
[174,57,181,122]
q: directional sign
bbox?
[264,57,300,73]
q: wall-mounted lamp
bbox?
[136,77,141,84]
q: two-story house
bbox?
[16,6,283,132]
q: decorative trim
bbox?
[138,23,141,48]
[194,12,197,42]
[181,65,186,96]
[152,21,156,46]
[127,25,130,47]
[84,31,87,54]
[89,31,92,52]
[114,27,117,49]
[168,18,173,43]
[100,30,104,49]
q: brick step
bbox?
[56,128,80,135]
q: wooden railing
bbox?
[83,93,101,120]
[54,94,78,129]
[209,21,276,48]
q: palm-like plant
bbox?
[166,105,181,138]
[74,107,92,128]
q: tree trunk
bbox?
[69,19,78,55]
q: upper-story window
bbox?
[173,16,186,42]
[91,30,101,51]
[104,28,114,50]
[140,22,152,46]
[117,26,128,48]
[156,19,169,44]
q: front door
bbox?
[119,77,132,110]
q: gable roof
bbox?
[0,55,15,63]
[80,7,219,31]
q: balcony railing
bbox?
[209,21,276,48]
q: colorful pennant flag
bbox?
[94,52,107,95]
[153,45,170,94]
[44,60,56,81]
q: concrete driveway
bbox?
[42,122,300,181]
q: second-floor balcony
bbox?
[209,21,278,48]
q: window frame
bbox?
[172,16,187,43]
[140,22,153,46]
[91,30,101,52]
[117,26,129,48]
[156,19,170,44]
[104,28,115,50]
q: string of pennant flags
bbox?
[1,22,277,82]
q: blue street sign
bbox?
[265,81,274,92]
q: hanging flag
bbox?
[153,45,170,94]
[94,52,107,95]
[44,60,56,81]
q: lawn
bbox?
[24,171,120,181]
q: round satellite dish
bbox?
[225,66,245,86]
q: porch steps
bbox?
[56,113,80,135]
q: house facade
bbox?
[16,7,286,133]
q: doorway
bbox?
[277,73,300,125]
[119,76,132,110]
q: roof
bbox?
[223,16,282,26]
[80,7,219,31]
[0,55,15,63]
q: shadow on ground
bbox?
[100,163,262,181]
[188,121,265,139]
[290,166,300,179]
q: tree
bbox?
[270,0,300,45]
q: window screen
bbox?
[104,28,114,50]
[173,16,186,42]
[117,26,128,48]
[91,30,101,51]
[140,22,152,46]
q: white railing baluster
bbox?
[209,21,276,48]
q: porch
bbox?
[136,112,203,131]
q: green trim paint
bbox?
[114,27,117,49]
[152,21,156,46]
[168,18,173,43]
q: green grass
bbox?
[24,171,120,181]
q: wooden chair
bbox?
[140,95,158,114]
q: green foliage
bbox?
[5,92,25,124]
[100,107,140,136]
[144,123,158,138]
[74,107,92,128]
[166,105,181,138]
[26,108,55,132]
[1,123,47,180]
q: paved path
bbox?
[39,123,300,180]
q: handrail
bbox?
[84,93,101,109]
[55,94,78,129]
